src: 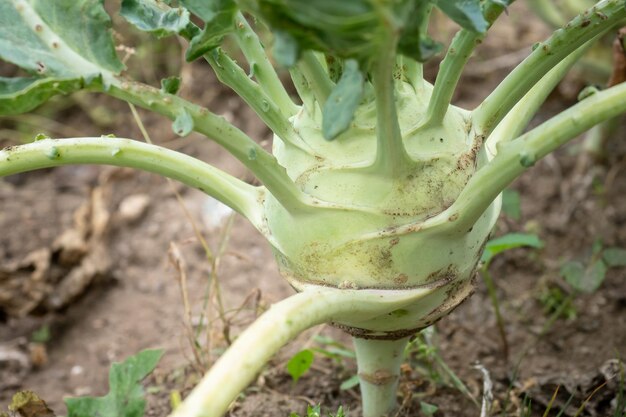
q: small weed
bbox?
[538,286,577,320]
[65,349,163,417]
[405,327,477,406]
[287,349,315,383]
[287,334,357,389]
[480,232,544,358]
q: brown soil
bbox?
[1,3,625,417]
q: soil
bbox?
[1,3,625,417]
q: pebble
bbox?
[118,194,150,223]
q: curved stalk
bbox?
[297,51,334,106]
[233,12,298,118]
[0,137,263,226]
[421,2,510,128]
[101,81,308,212]
[485,38,597,153]
[447,81,626,234]
[422,31,480,128]
[474,0,626,135]
[170,284,437,417]
[204,49,312,153]
[353,337,410,417]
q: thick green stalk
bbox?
[170,285,437,417]
[353,337,410,417]
[0,137,263,226]
[297,51,334,106]
[372,34,411,178]
[204,49,312,153]
[422,2,510,127]
[422,31,480,128]
[101,81,307,212]
[485,38,597,151]
[474,0,626,135]
[233,12,298,118]
[448,81,626,234]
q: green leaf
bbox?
[322,59,364,140]
[120,0,190,38]
[65,349,164,417]
[420,401,439,415]
[182,0,238,61]
[560,260,608,294]
[161,76,182,94]
[0,76,92,115]
[502,189,521,220]
[436,0,488,33]
[602,247,626,267]
[286,349,314,383]
[397,1,443,62]
[306,405,321,417]
[0,0,123,77]
[481,233,544,266]
[273,30,300,67]
[330,406,346,417]
[172,109,194,136]
[339,374,359,390]
[0,0,121,113]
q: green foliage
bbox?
[0,76,90,116]
[436,0,488,33]
[0,0,123,76]
[603,247,626,267]
[286,336,357,390]
[31,324,51,344]
[120,0,190,38]
[247,0,485,65]
[181,0,237,61]
[0,0,121,114]
[161,76,182,95]
[65,349,163,417]
[322,59,364,140]
[287,349,315,383]
[481,233,544,266]
[560,242,626,294]
[419,401,439,416]
[405,328,476,403]
[539,286,577,320]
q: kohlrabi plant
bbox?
[1,1,626,416]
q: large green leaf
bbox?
[0,76,95,115]
[120,0,190,38]
[0,0,122,115]
[0,0,123,76]
[65,349,163,417]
